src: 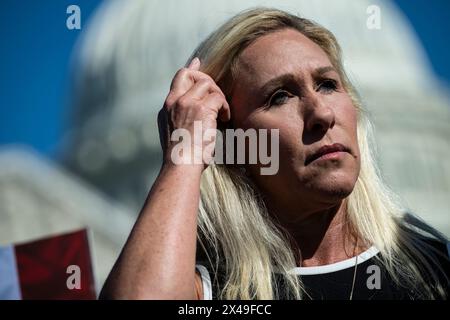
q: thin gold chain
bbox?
[302,285,313,300]
[301,239,360,300]
[349,252,358,300]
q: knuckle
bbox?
[202,73,214,82]
[177,96,191,108]
[175,67,188,77]
[211,92,223,100]
[198,78,210,86]
[170,68,188,87]
[164,96,175,108]
[203,76,214,85]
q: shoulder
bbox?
[420,237,450,271]
[409,235,450,297]
[401,213,450,264]
[411,234,450,261]
[424,237,450,255]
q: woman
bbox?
[100,7,449,300]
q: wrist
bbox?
[160,160,205,175]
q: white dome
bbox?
[72,0,436,122]
[62,0,450,234]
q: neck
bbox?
[267,198,364,267]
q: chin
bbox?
[320,184,354,200]
[312,171,358,200]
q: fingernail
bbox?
[189,57,200,69]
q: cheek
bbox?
[244,111,304,156]
[335,97,359,142]
[348,108,358,135]
[339,94,358,130]
[335,98,361,175]
[239,111,305,177]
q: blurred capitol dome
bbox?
[61,0,450,234]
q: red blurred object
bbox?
[14,229,96,299]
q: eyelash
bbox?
[268,90,291,106]
[267,79,339,107]
[316,79,338,93]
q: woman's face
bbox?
[229,28,360,218]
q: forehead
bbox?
[235,28,332,87]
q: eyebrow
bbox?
[259,66,338,96]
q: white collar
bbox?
[288,246,380,275]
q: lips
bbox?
[305,143,350,165]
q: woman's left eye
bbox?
[317,79,338,93]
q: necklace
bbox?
[301,240,360,300]
[349,252,358,300]
[349,238,360,300]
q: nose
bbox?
[303,94,335,134]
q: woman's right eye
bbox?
[269,90,291,106]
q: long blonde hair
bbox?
[191,7,448,299]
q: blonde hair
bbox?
[191,7,448,299]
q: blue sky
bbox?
[394,0,450,85]
[0,0,449,159]
[0,0,100,156]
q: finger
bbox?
[167,71,225,109]
[217,97,231,123]
[176,78,230,120]
[179,79,218,103]
[201,92,226,116]
[179,77,230,123]
[200,92,231,123]
[169,68,211,95]
[188,57,201,70]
